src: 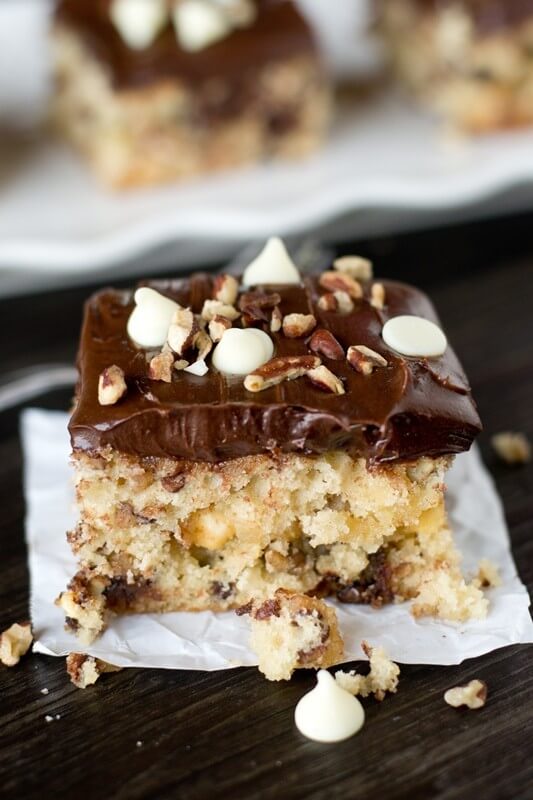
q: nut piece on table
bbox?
[66,653,122,689]
[335,641,400,701]
[213,273,239,306]
[444,679,487,709]
[244,355,320,392]
[491,432,531,465]
[149,350,174,382]
[308,329,344,360]
[319,271,363,299]
[201,299,240,322]
[307,365,345,395]
[98,365,127,405]
[282,313,317,338]
[0,622,33,667]
[370,282,386,310]
[333,255,373,281]
[347,345,388,375]
[208,315,232,343]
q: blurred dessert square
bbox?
[57,238,487,645]
[378,0,533,131]
[51,0,332,187]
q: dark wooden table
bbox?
[1,214,532,800]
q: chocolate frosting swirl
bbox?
[69,274,482,463]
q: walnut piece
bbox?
[347,345,388,375]
[0,622,33,667]
[244,355,320,392]
[213,273,239,306]
[270,306,282,333]
[333,255,373,281]
[282,313,317,338]
[444,679,487,709]
[98,365,127,405]
[208,315,232,343]
[167,307,198,356]
[307,365,345,395]
[201,299,240,322]
[370,282,386,310]
[335,641,400,701]
[308,329,344,360]
[66,653,122,689]
[148,350,174,382]
[319,270,363,299]
[491,432,531,464]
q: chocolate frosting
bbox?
[55,0,316,91]
[69,273,482,464]
[407,0,533,34]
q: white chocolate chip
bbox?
[212,328,274,375]
[173,0,232,52]
[382,315,447,358]
[294,670,365,743]
[110,0,168,50]
[127,287,180,349]
[242,237,301,288]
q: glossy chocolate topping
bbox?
[55,0,316,90]
[69,273,481,464]
[408,0,533,34]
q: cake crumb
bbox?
[491,432,531,465]
[66,652,122,688]
[136,740,143,748]
[444,679,487,709]
[44,715,54,723]
[335,641,400,701]
[475,559,502,589]
[0,622,33,667]
[40,688,49,695]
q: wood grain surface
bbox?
[1,214,532,800]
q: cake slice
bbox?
[57,237,485,645]
[378,0,533,131]
[51,0,331,187]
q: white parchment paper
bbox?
[23,409,533,669]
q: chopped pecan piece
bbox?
[444,680,487,710]
[167,307,198,356]
[308,329,344,360]
[239,291,281,323]
[213,273,239,306]
[98,365,127,405]
[149,350,174,382]
[270,306,282,333]
[201,299,240,322]
[317,291,354,313]
[370,282,386,310]
[193,329,212,361]
[307,365,345,395]
[334,255,373,281]
[282,313,317,338]
[347,345,388,375]
[319,271,362,299]
[208,315,232,343]
[244,355,320,392]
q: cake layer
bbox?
[57,447,487,643]
[405,0,533,34]
[70,275,481,463]
[55,0,317,91]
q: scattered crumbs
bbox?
[55,714,61,721]
[275,761,282,767]
[136,741,143,748]
[44,715,54,723]
[249,760,257,768]
[392,715,401,722]
[40,688,49,695]
[185,744,191,751]
[491,431,531,465]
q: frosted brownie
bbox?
[51,0,331,187]
[378,0,533,131]
[58,238,485,644]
